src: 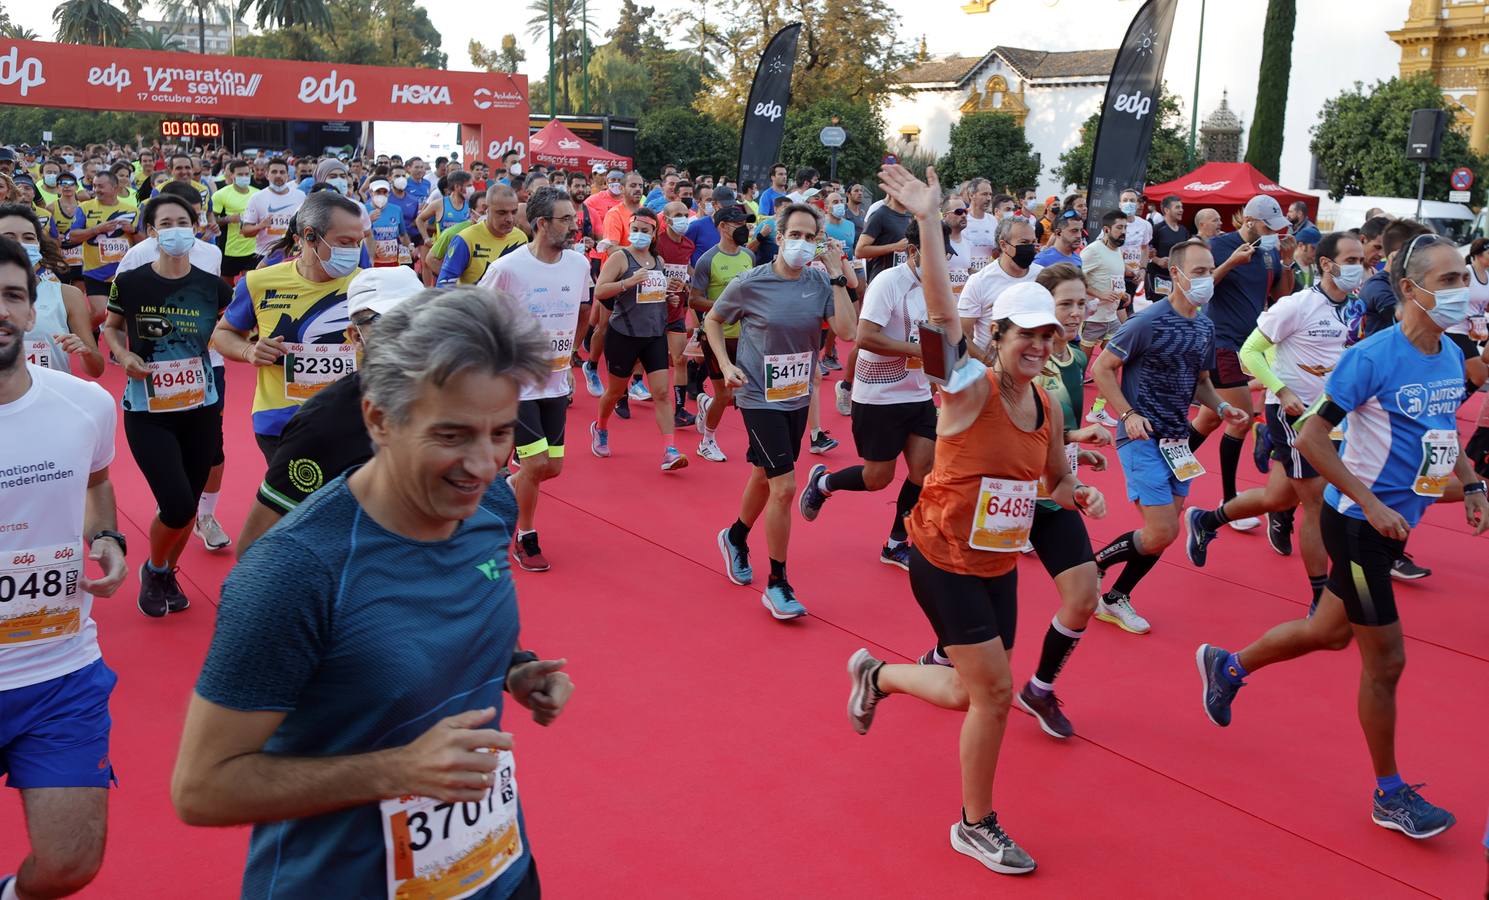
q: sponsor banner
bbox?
[1083,0,1179,230]
[0,39,528,161]
[736,23,801,193]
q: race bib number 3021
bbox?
[763,351,812,402]
[0,542,85,648]
[381,750,523,900]
[283,343,357,402]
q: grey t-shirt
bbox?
[712,263,835,411]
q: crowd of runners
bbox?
[1,138,1487,897]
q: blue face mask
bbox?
[1411,282,1471,329]
[314,236,361,277]
[235,175,251,188]
[157,226,196,257]
[831,203,846,218]
[23,243,42,267]
[328,177,348,193]
[1179,271,1214,305]
[1258,233,1279,252]
[628,231,652,251]
[1120,201,1137,217]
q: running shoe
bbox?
[1228,515,1261,532]
[628,378,651,402]
[809,430,839,454]
[615,395,631,420]
[834,380,852,416]
[193,514,232,551]
[1267,510,1294,556]
[879,542,911,571]
[512,531,550,572]
[717,527,752,585]
[846,647,886,734]
[950,812,1037,875]
[798,463,830,522]
[1095,591,1150,634]
[589,421,610,458]
[1086,407,1118,428]
[917,647,953,667]
[673,407,697,428]
[1183,506,1217,568]
[697,436,727,463]
[137,564,171,618]
[1195,643,1243,727]
[161,567,190,613]
[761,581,808,620]
[821,353,843,372]
[1251,420,1272,474]
[661,447,689,471]
[695,393,712,434]
[1371,784,1456,839]
[1015,684,1073,739]
[582,361,603,397]
[1390,553,1431,581]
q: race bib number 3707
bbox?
[380,750,523,900]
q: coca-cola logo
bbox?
[1183,180,1232,192]
[299,70,357,113]
[473,87,523,110]
[391,83,451,105]
[0,46,45,97]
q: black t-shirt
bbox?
[256,371,372,513]
[108,265,231,413]
[1148,221,1191,278]
[863,205,910,284]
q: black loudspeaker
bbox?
[1406,109,1447,161]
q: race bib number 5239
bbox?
[283,343,357,402]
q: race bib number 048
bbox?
[763,351,812,402]
[381,749,523,900]
[283,343,357,402]
[0,542,84,648]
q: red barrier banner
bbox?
[0,39,529,163]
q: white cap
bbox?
[366,179,390,193]
[348,266,424,317]
[991,282,1061,329]
[1242,194,1289,232]
[591,162,608,174]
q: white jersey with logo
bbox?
[956,258,1043,350]
[242,187,308,257]
[853,262,932,405]
[1449,263,1489,336]
[0,365,116,691]
[479,246,592,401]
[1122,216,1152,267]
[1254,286,1350,406]
[962,212,998,260]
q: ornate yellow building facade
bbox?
[1389,0,1489,152]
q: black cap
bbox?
[715,204,748,225]
[712,184,737,210]
[0,148,14,162]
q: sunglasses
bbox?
[950,208,967,216]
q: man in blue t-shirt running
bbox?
[172,287,575,899]
[1198,235,1489,841]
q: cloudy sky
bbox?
[13,0,1408,187]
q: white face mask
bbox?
[371,194,388,208]
[609,183,622,196]
[392,176,408,190]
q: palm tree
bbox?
[1,23,40,39]
[236,0,331,32]
[527,0,596,115]
[127,22,183,50]
[53,0,133,46]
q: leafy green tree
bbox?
[608,0,654,60]
[1055,86,1189,189]
[938,113,1039,192]
[527,0,598,115]
[1244,0,1295,179]
[1310,75,1487,204]
[53,0,133,46]
[235,0,332,31]
[779,98,887,187]
[127,23,183,50]
[233,0,443,67]
[635,107,734,179]
[470,35,526,74]
[585,43,649,119]
[234,25,326,61]
[0,106,162,145]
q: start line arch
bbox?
[0,38,529,163]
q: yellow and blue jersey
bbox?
[436,221,527,286]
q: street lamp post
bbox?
[582,0,590,113]
[1187,0,1207,167]
[548,0,556,116]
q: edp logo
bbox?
[0,47,45,97]
[1113,90,1152,121]
[753,100,783,122]
[299,70,357,113]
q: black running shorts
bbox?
[908,545,1018,650]
[604,331,669,377]
[741,406,809,478]
[1266,402,1318,480]
[850,399,938,462]
[1320,503,1404,628]
[1029,504,1094,578]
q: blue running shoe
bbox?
[880,542,911,571]
[582,361,603,397]
[1196,643,1243,727]
[762,581,808,620]
[1184,506,1217,568]
[717,528,752,585]
[589,421,610,458]
[798,463,830,522]
[1372,783,1456,839]
[1252,419,1272,474]
[628,378,651,402]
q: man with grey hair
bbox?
[1194,208,1222,243]
[174,286,574,900]
[957,213,1043,362]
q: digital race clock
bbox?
[160,120,221,139]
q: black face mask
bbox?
[1010,243,1037,269]
[682,198,694,209]
[730,225,749,246]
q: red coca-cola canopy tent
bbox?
[1143,162,1316,231]
[527,120,630,172]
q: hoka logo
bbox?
[475,559,502,581]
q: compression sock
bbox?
[1095,530,1142,570]
[582,325,595,353]
[1309,574,1328,607]
[822,466,867,494]
[1032,616,1084,690]
[1220,433,1244,501]
[728,519,750,548]
[674,385,686,410]
[890,480,922,543]
[1198,502,1233,532]
[197,491,220,517]
[768,558,787,586]
[1222,652,1248,685]
[1111,551,1161,595]
[1187,423,1209,452]
[1375,773,1405,797]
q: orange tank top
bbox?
[906,369,1051,578]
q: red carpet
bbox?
[3,364,1484,898]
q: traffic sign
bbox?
[819,126,846,148]
[1451,166,1474,191]
[1450,189,1471,203]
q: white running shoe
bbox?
[834,380,852,416]
[697,436,727,462]
[1086,407,1119,428]
[696,393,712,435]
[628,379,652,402]
[1228,516,1261,532]
[193,514,232,551]
[1095,592,1151,634]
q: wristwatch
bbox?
[503,649,540,693]
[829,274,849,288]
[1465,481,1488,496]
[90,529,128,555]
